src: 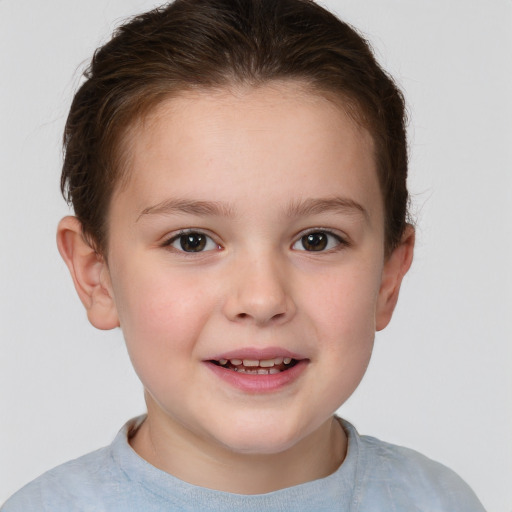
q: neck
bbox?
[129,406,347,494]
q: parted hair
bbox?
[61,0,409,256]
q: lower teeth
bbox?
[234,367,280,375]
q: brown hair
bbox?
[62,0,409,256]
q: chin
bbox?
[210,416,313,456]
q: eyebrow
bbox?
[137,196,368,222]
[137,198,235,221]
[285,196,369,221]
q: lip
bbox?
[208,346,306,361]
[204,357,309,394]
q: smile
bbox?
[210,357,298,375]
[205,352,308,393]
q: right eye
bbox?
[165,231,220,253]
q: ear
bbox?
[375,224,415,331]
[56,216,119,330]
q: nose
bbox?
[222,253,296,326]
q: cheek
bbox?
[110,265,215,364]
[302,261,382,341]
[310,269,379,401]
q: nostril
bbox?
[235,311,285,322]
[226,290,296,325]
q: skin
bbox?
[57,82,414,494]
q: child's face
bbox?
[102,83,400,454]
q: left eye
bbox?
[167,232,219,253]
[292,231,343,252]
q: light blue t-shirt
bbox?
[2,416,485,511]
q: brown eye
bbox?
[301,232,328,251]
[179,233,206,252]
[167,231,218,253]
[292,231,345,252]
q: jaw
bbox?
[133,398,346,494]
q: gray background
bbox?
[1,1,511,510]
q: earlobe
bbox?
[375,225,415,331]
[56,216,120,330]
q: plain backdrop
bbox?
[1,1,510,510]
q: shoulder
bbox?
[341,420,486,512]
[1,418,149,512]
[1,446,118,511]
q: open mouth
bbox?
[209,356,299,375]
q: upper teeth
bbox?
[218,357,292,367]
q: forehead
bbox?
[113,82,381,221]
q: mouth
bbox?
[205,352,308,392]
[209,356,299,375]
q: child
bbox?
[2,0,486,510]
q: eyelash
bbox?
[291,229,349,253]
[161,228,348,254]
[161,230,221,253]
